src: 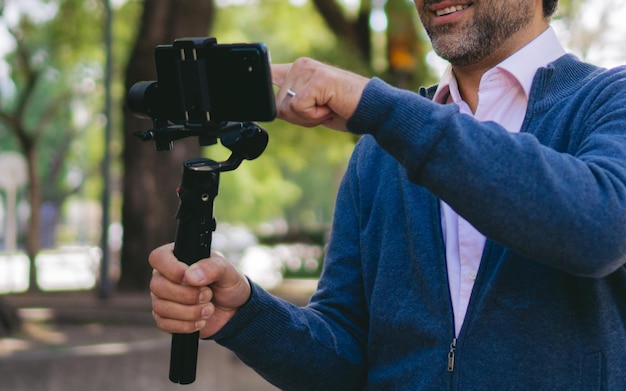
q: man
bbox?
[149,0,626,389]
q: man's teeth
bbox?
[436,5,469,16]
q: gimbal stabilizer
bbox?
[128,37,274,385]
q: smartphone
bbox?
[148,38,276,124]
[204,43,276,122]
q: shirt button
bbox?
[468,270,477,280]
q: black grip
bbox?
[169,158,219,384]
[169,332,200,384]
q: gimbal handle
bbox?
[133,120,268,384]
[169,158,220,384]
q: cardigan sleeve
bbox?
[211,149,369,390]
[347,65,626,278]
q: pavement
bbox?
[0,280,317,391]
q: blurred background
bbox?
[0,0,624,389]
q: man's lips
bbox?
[426,2,473,25]
[434,4,471,16]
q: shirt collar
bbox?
[432,26,567,104]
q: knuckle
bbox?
[174,319,200,334]
[178,287,201,305]
[149,275,161,293]
[152,312,168,330]
[147,245,164,268]
[293,56,312,68]
[155,318,197,334]
[151,298,166,317]
[276,105,288,118]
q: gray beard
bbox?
[426,7,533,67]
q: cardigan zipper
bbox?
[445,242,496,375]
[447,338,457,372]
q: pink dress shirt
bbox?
[431,27,566,336]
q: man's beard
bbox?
[423,3,535,67]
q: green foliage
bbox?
[0,0,140,212]
[212,0,370,78]
[213,0,337,61]
[553,0,585,19]
[208,1,362,228]
[0,0,107,247]
[212,119,357,226]
[46,0,105,64]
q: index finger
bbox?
[271,63,291,87]
[148,242,188,284]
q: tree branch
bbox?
[311,0,370,61]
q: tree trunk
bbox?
[25,146,42,292]
[12,123,42,292]
[0,298,22,337]
[118,0,215,291]
[312,0,372,63]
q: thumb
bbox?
[182,254,241,288]
[184,254,251,309]
[183,263,210,286]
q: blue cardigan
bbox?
[212,54,626,390]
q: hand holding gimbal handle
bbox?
[169,158,220,384]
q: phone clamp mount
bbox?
[128,37,271,385]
